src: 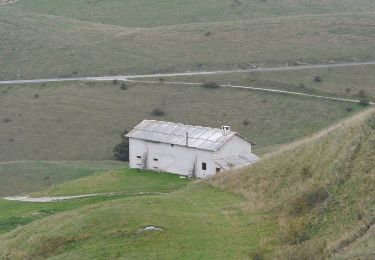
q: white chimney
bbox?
[222,126,231,136]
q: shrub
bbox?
[359,98,370,106]
[289,187,329,216]
[357,90,370,106]
[280,217,310,245]
[202,82,220,89]
[299,83,305,88]
[3,118,11,123]
[345,88,351,94]
[300,166,312,180]
[34,94,40,99]
[313,76,322,83]
[346,107,353,112]
[204,31,211,36]
[112,79,118,85]
[120,83,127,90]
[274,240,327,259]
[242,119,250,126]
[159,77,165,83]
[113,129,129,162]
[152,108,165,116]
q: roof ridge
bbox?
[141,119,236,134]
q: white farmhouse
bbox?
[126,120,259,178]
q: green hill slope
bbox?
[210,108,375,258]
[1,7,375,80]
[0,183,274,259]
[0,110,373,259]
[0,81,363,161]
[10,0,375,27]
[0,161,126,196]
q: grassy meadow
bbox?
[0,81,364,161]
[0,168,274,259]
[10,0,375,27]
[0,161,126,197]
[166,64,375,99]
[1,0,374,258]
[32,168,189,197]
[0,7,375,80]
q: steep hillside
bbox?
[210,108,375,258]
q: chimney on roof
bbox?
[222,126,231,136]
[186,132,189,147]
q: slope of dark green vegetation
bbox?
[0,81,363,161]
[210,108,375,259]
[0,161,126,196]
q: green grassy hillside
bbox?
[168,65,375,98]
[32,168,189,197]
[1,7,375,80]
[0,173,272,259]
[210,108,375,258]
[0,161,125,196]
[10,0,375,27]
[0,168,189,236]
[0,81,363,161]
[0,108,373,259]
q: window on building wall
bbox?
[202,162,207,171]
[216,168,221,173]
[137,156,142,159]
[153,158,158,161]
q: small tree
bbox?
[152,108,165,116]
[313,76,322,83]
[358,89,370,106]
[113,129,129,162]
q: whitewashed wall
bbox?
[215,135,252,158]
[129,138,216,178]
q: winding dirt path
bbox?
[3,191,165,202]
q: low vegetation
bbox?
[1,7,375,80]
[167,65,375,98]
[0,81,363,161]
[201,82,220,89]
[210,108,375,258]
[0,161,126,196]
[10,0,375,28]
[0,169,273,259]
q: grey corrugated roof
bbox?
[126,120,254,151]
[215,154,259,169]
